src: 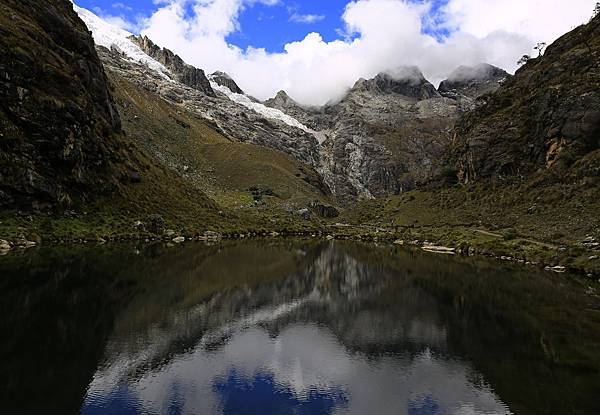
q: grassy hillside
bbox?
[341,151,600,275]
[109,75,332,210]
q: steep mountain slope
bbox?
[106,65,332,209]
[130,35,215,97]
[266,68,465,200]
[265,66,515,202]
[343,17,600,273]
[0,0,270,238]
[0,0,123,208]
[452,17,600,182]
[438,64,508,101]
[71,7,334,211]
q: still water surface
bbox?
[0,240,599,415]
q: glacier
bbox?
[73,4,171,80]
[209,80,314,134]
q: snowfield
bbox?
[209,80,313,133]
[73,4,171,80]
[74,3,315,136]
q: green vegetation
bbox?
[336,154,600,276]
[2,151,599,277]
[111,75,331,210]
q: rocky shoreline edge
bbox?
[1,226,599,283]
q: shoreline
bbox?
[2,225,599,282]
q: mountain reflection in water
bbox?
[0,241,599,415]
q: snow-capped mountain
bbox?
[75,6,315,135]
[73,3,511,202]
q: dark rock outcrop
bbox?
[438,64,509,100]
[451,16,600,183]
[130,35,215,97]
[351,68,440,100]
[310,202,339,218]
[209,71,244,94]
[0,0,122,208]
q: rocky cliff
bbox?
[210,71,244,95]
[0,0,122,208]
[352,68,440,100]
[266,67,465,200]
[130,35,216,97]
[452,17,600,183]
[438,64,508,100]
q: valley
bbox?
[0,0,599,278]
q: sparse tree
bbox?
[593,2,600,19]
[517,55,530,66]
[534,42,547,57]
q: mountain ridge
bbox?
[130,35,216,97]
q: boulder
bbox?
[0,239,12,251]
[297,208,311,220]
[146,214,166,235]
[310,202,339,218]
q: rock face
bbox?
[98,47,320,163]
[96,45,330,192]
[130,36,215,97]
[209,71,244,95]
[0,0,122,208]
[438,64,508,100]
[451,16,600,183]
[351,68,440,100]
[266,67,461,201]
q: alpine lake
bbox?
[1,240,599,415]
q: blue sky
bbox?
[74,0,595,105]
[75,0,450,52]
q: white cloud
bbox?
[289,13,325,24]
[102,14,140,31]
[135,0,596,105]
[112,2,133,11]
[442,0,593,42]
[84,3,140,32]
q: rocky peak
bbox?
[350,67,440,100]
[438,63,508,99]
[264,90,299,108]
[129,35,215,97]
[209,71,244,94]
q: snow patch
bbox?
[209,80,313,134]
[73,4,171,80]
